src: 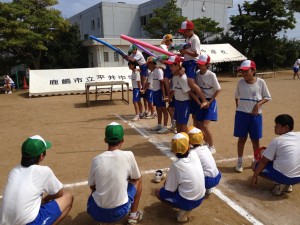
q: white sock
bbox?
[130,212,137,218]
[238,157,243,164]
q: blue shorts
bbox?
[196,99,218,121]
[182,60,197,79]
[174,100,190,124]
[260,162,300,185]
[164,65,172,79]
[27,200,62,225]
[293,67,299,73]
[153,89,166,107]
[168,96,175,108]
[234,111,262,139]
[159,187,203,211]
[132,88,141,103]
[205,172,222,189]
[189,99,199,115]
[146,89,153,103]
[87,183,136,223]
[140,64,148,77]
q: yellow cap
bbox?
[161,34,173,44]
[171,132,189,155]
[188,126,204,145]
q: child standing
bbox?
[188,126,221,194]
[234,60,271,173]
[144,56,168,134]
[165,56,202,133]
[195,54,221,154]
[155,132,205,223]
[127,45,149,117]
[128,61,143,121]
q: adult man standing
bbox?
[0,135,73,225]
[87,122,143,224]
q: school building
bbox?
[68,0,233,67]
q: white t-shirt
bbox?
[165,151,205,201]
[130,50,146,66]
[293,58,300,68]
[184,34,201,61]
[131,70,141,89]
[88,150,141,208]
[263,132,300,178]
[0,165,62,225]
[234,77,271,114]
[172,74,191,101]
[151,68,164,91]
[4,76,14,84]
[195,70,221,98]
[191,145,219,178]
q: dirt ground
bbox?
[0,70,300,225]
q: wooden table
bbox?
[85,81,129,107]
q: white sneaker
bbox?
[206,188,214,195]
[157,127,168,134]
[131,115,140,121]
[150,125,162,131]
[127,210,143,224]
[177,210,192,223]
[272,184,286,196]
[5,91,8,94]
[209,146,216,154]
[235,162,243,173]
[146,114,156,119]
[153,170,166,183]
[8,91,12,94]
[285,185,293,193]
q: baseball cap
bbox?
[128,44,138,52]
[178,20,194,33]
[105,122,124,142]
[164,55,183,65]
[239,60,256,71]
[146,56,157,64]
[197,54,210,65]
[188,126,204,145]
[171,132,189,155]
[161,34,173,44]
[22,135,52,157]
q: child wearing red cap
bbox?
[178,20,208,113]
[195,54,221,154]
[234,60,271,173]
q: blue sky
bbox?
[1,0,299,39]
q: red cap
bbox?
[164,56,183,65]
[178,21,194,33]
[197,54,210,65]
[239,60,256,71]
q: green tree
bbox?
[42,24,88,69]
[0,0,69,69]
[143,0,186,38]
[230,0,296,68]
[192,17,224,43]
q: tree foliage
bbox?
[143,0,185,38]
[229,0,297,69]
[192,17,224,43]
[0,0,69,69]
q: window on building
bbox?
[97,18,100,28]
[114,52,119,62]
[140,16,146,26]
[104,52,109,62]
[91,20,95,30]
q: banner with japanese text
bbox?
[29,67,132,97]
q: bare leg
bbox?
[53,190,74,225]
[129,179,142,213]
[251,138,260,153]
[237,137,247,157]
[162,107,168,126]
[200,120,213,147]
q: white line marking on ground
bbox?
[115,113,264,225]
[214,189,263,225]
